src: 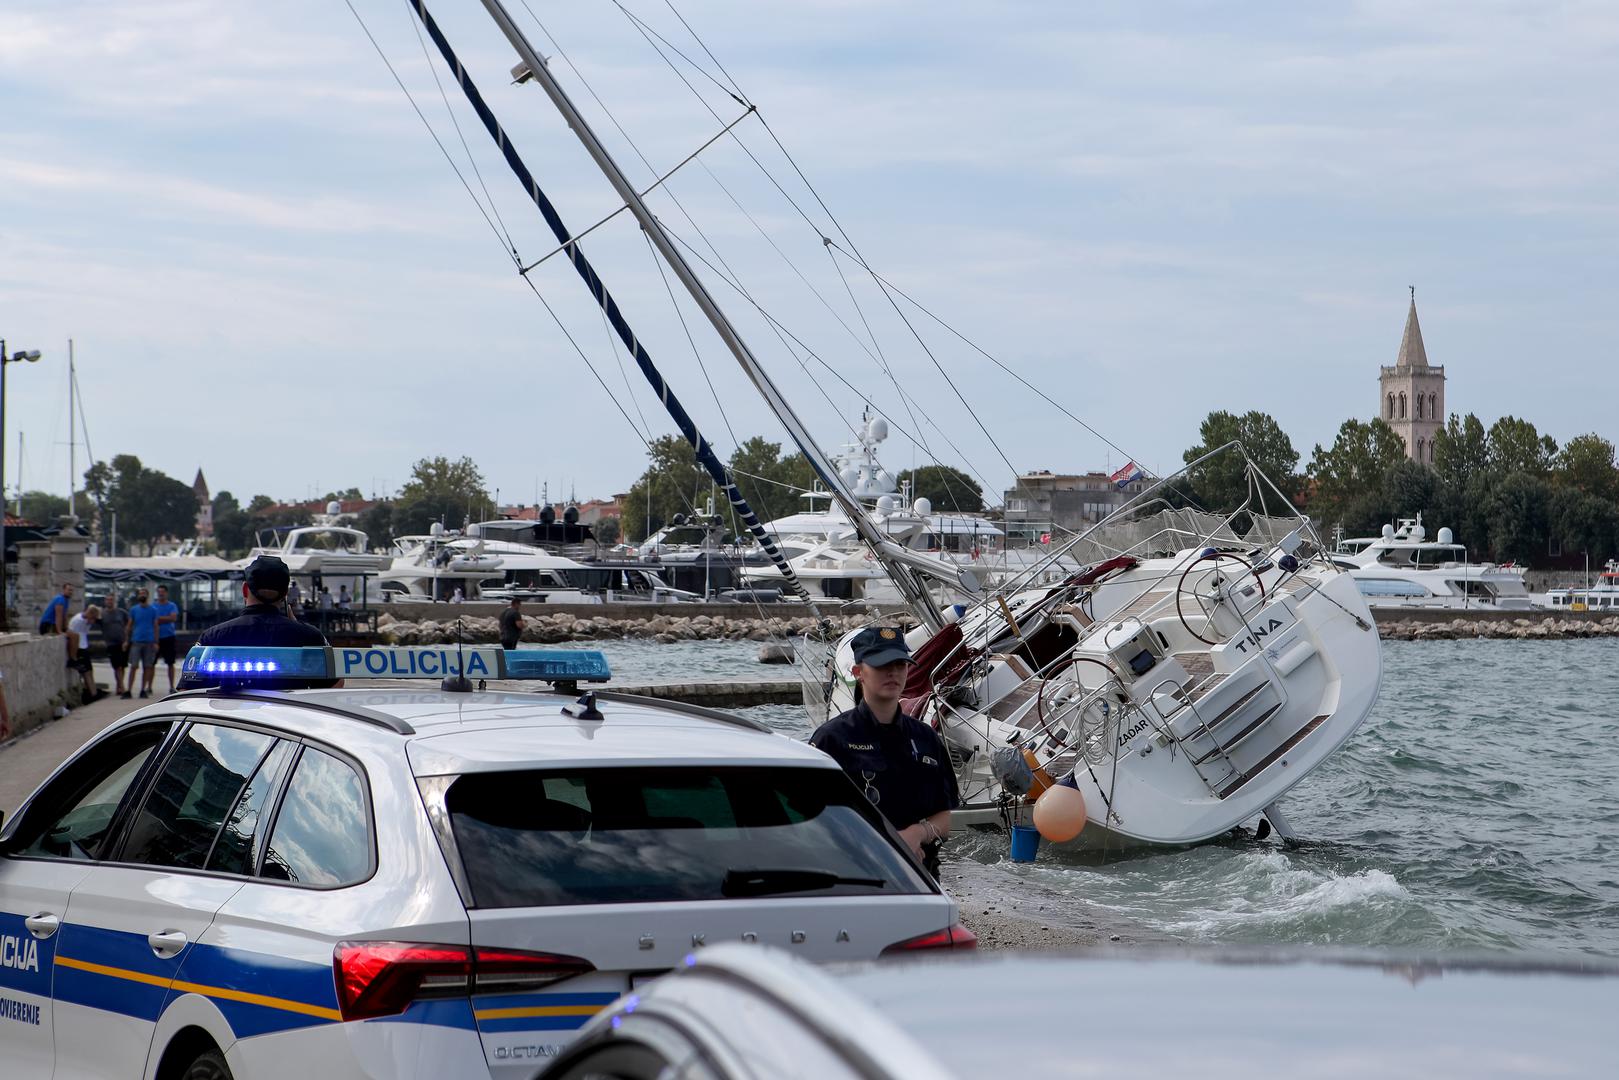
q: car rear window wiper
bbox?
[721,867,888,897]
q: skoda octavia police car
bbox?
[0,645,969,1080]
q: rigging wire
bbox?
[407,2,520,261]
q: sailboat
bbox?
[400,0,1383,848]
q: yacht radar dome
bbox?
[326,500,341,516]
[876,494,898,513]
[1438,527,1454,545]
[865,417,888,443]
[429,521,445,537]
[539,504,556,525]
[913,497,932,516]
[1382,524,1396,541]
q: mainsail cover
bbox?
[407,0,809,600]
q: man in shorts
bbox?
[99,592,132,698]
[66,604,103,700]
[128,588,159,698]
[152,584,181,693]
[499,597,527,650]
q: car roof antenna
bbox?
[442,617,474,693]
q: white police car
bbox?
[0,645,968,1080]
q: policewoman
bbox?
[810,626,958,876]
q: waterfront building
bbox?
[1002,469,1146,542]
[1378,290,1447,463]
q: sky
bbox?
[2,0,1616,515]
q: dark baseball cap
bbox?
[851,625,913,667]
[245,555,291,595]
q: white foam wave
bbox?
[1157,851,1410,936]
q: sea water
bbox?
[547,636,1619,959]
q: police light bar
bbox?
[182,646,611,684]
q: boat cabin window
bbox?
[1355,579,1430,598]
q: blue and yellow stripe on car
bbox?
[472,991,620,1032]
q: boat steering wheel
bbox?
[1175,551,1267,646]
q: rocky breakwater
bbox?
[376,610,897,645]
[1379,615,1619,641]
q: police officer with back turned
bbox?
[810,626,958,876]
[179,556,334,690]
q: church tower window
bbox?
[1399,392,1407,419]
[1387,393,1395,418]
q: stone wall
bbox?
[0,632,82,740]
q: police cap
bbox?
[851,625,913,667]
[245,555,292,596]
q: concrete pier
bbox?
[606,679,804,708]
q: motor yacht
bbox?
[1332,517,1532,610]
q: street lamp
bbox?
[1,339,45,631]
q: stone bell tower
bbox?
[1378,288,1446,463]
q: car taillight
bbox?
[880,923,978,956]
[333,942,595,1021]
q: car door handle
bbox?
[148,929,188,959]
[25,913,60,939]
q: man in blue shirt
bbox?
[37,582,73,635]
[127,588,159,698]
[152,584,181,694]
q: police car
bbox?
[0,645,968,1080]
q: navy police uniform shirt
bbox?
[178,603,335,690]
[809,701,959,832]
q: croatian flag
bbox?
[1110,461,1144,489]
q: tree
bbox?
[393,456,492,537]
[1181,410,1300,511]
[1487,416,1557,476]
[81,455,198,554]
[1550,486,1619,563]
[211,490,241,520]
[1305,419,1407,534]
[17,490,68,524]
[1432,413,1489,492]
[212,509,255,556]
[1555,433,1618,502]
[728,437,816,523]
[623,436,709,541]
[897,465,984,514]
[1380,459,1438,524]
[1486,472,1553,564]
[594,516,622,545]
[322,487,365,503]
[356,502,396,548]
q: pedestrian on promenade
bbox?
[181,556,333,689]
[337,584,351,610]
[100,592,132,698]
[809,626,958,877]
[128,588,158,698]
[37,582,73,635]
[152,584,181,694]
[499,597,526,650]
[66,604,104,700]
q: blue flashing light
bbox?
[182,647,332,680]
[502,649,611,683]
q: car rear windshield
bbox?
[445,766,931,907]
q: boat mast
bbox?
[67,339,75,522]
[474,0,963,629]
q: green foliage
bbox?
[393,456,492,537]
[1555,434,1618,501]
[1486,473,1553,563]
[356,502,396,548]
[594,516,622,545]
[1305,419,1408,533]
[623,436,708,541]
[729,437,816,523]
[1432,413,1489,491]
[211,490,241,519]
[1181,411,1300,512]
[82,455,197,555]
[17,490,68,524]
[322,487,365,503]
[1487,416,1557,476]
[898,465,984,514]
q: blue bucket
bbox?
[1009,824,1041,863]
